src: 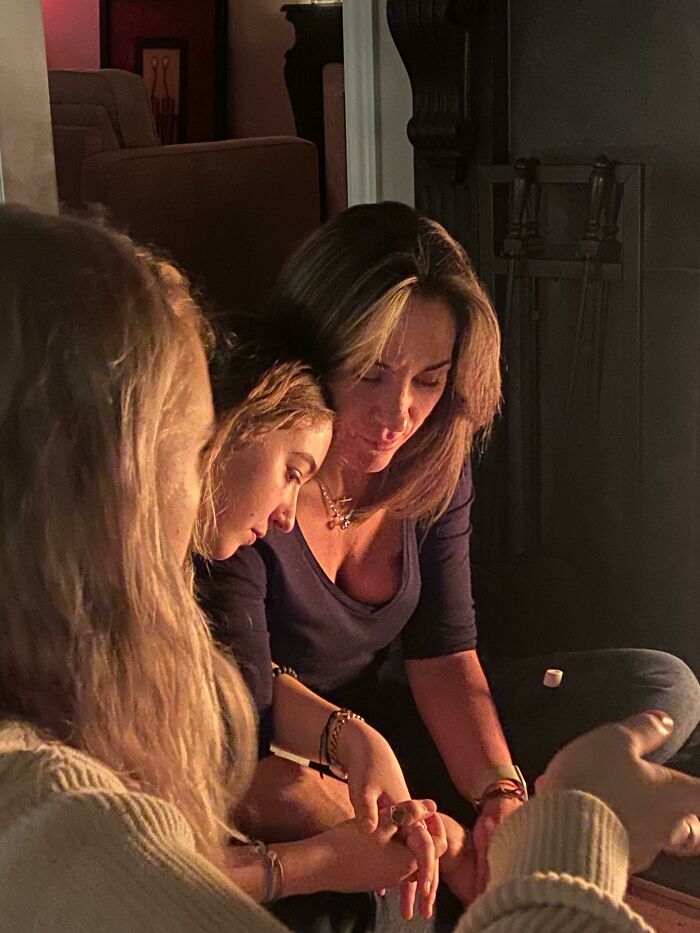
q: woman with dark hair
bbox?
[192,201,700,909]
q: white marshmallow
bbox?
[543,668,564,688]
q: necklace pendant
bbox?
[317,478,354,532]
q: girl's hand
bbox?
[314,798,439,897]
[536,710,700,872]
[335,719,412,832]
[333,721,447,919]
[392,805,447,920]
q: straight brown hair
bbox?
[265,201,501,524]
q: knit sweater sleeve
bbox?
[456,790,655,933]
[3,783,287,932]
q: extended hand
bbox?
[536,710,700,871]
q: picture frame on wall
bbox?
[134,38,188,144]
[99,0,227,142]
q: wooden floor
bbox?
[628,879,700,931]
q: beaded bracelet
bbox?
[271,664,299,680]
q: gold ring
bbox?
[390,805,407,827]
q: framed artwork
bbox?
[134,38,188,144]
[99,0,227,142]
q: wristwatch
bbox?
[471,764,528,812]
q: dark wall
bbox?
[506,1,700,671]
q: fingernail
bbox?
[650,711,674,732]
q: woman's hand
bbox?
[536,710,700,872]
[335,719,412,831]
[471,792,525,895]
[438,812,477,906]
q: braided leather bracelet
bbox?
[319,708,364,780]
[474,783,527,814]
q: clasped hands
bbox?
[336,709,700,922]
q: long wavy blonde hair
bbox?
[0,206,255,867]
[265,201,502,525]
[194,322,333,557]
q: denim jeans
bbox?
[332,647,700,823]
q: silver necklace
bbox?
[317,478,355,531]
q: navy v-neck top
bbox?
[196,468,477,747]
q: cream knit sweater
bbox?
[458,790,654,932]
[0,720,284,932]
[0,720,654,932]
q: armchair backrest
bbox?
[49,69,159,208]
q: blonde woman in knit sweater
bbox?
[0,206,444,932]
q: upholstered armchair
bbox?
[49,69,320,311]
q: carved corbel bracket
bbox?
[388,0,507,250]
[388,0,478,183]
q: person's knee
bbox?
[628,649,700,759]
[639,649,700,706]
[664,653,700,728]
[234,754,354,842]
